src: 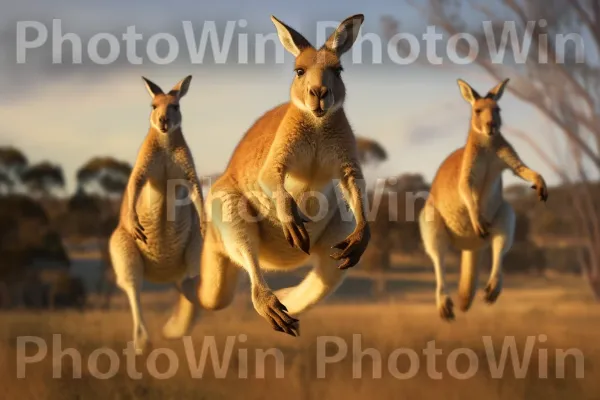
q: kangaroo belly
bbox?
[257,183,340,270]
[439,204,472,235]
[136,183,194,281]
[436,192,504,250]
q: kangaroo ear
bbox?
[271,15,313,57]
[323,14,364,56]
[486,78,509,101]
[142,77,164,99]
[169,75,192,99]
[457,79,481,105]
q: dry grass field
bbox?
[1,268,599,400]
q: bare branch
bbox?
[567,0,600,50]
[404,2,600,167]
[505,127,570,181]
[404,0,600,299]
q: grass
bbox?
[1,272,599,399]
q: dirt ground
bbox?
[1,269,599,400]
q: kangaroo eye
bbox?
[172,105,179,112]
[151,105,157,110]
[474,109,482,115]
[334,66,343,77]
[294,68,305,77]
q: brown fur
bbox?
[109,75,206,352]
[166,14,370,338]
[419,78,548,321]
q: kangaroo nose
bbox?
[309,86,329,100]
[158,116,169,132]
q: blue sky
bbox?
[0,0,566,192]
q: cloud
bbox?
[403,99,466,145]
[407,124,445,143]
[0,1,486,98]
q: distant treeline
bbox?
[1,144,597,309]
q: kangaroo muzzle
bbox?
[158,116,170,133]
[307,85,333,117]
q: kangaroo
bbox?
[109,75,206,353]
[163,14,370,338]
[419,78,548,321]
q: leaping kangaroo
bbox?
[419,78,548,321]
[163,14,371,338]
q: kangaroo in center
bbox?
[419,78,548,321]
[165,14,371,337]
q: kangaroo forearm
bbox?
[182,166,207,234]
[514,165,541,184]
[498,144,540,184]
[258,162,286,198]
[190,185,206,234]
[465,199,480,225]
[258,162,292,223]
[246,258,270,297]
[340,163,367,226]
[128,174,145,213]
[185,169,203,204]
[459,183,481,224]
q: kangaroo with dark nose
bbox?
[109,75,206,353]
[163,14,371,338]
[419,78,548,321]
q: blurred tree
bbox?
[387,0,600,298]
[0,195,70,308]
[0,193,49,222]
[504,184,531,203]
[0,146,28,193]
[0,171,13,194]
[66,189,102,233]
[76,156,132,197]
[70,156,130,308]
[21,162,65,198]
[0,146,28,172]
[386,173,430,193]
[362,173,431,274]
[39,271,86,310]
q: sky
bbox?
[0,0,572,193]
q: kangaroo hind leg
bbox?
[458,250,481,312]
[484,201,515,304]
[109,227,149,354]
[274,209,353,318]
[419,202,454,321]
[213,189,298,336]
[163,222,203,340]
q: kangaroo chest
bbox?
[136,158,194,266]
[278,138,340,233]
[469,150,505,215]
[284,135,339,189]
